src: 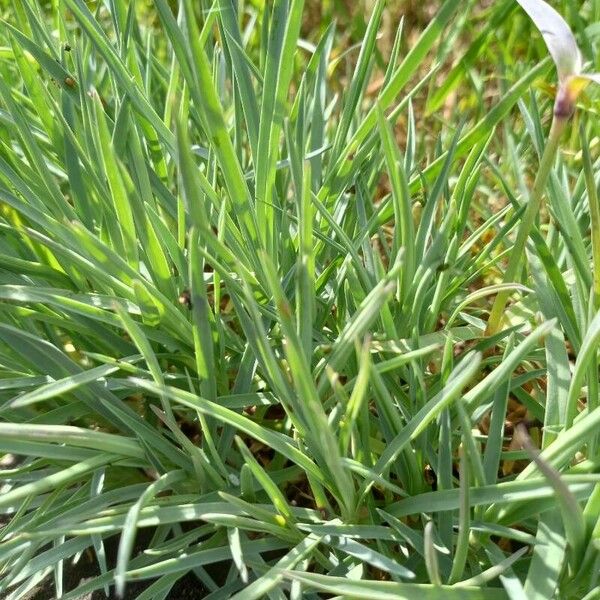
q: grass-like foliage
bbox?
[0,0,599,598]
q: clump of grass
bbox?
[0,1,598,599]
[486,0,600,335]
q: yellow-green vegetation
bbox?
[0,1,599,598]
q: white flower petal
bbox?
[578,73,600,85]
[516,0,582,80]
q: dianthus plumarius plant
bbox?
[0,0,599,598]
[486,0,600,335]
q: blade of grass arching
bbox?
[234,437,295,525]
[331,0,384,159]
[41,219,140,292]
[115,470,187,597]
[310,33,335,194]
[0,253,69,291]
[464,319,556,414]
[449,444,471,584]
[0,181,87,275]
[130,378,327,487]
[445,285,532,331]
[176,114,209,231]
[123,124,173,292]
[217,492,300,539]
[123,538,289,582]
[0,423,144,459]
[65,223,191,342]
[547,172,592,291]
[0,285,137,330]
[517,410,600,489]
[34,500,224,537]
[424,520,442,585]
[565,308,600,428]
[3,21,79,102]
[229,535,321,600]
[315,253,403,394]
[19,483,152,540]
[413,126,461,266]
[295,164,315,361]
[0,454,115,511]
[7,35,55,140]
[582,123,600,310]
[283,571,509,599]
[133,574,184,600]
[515,427,585,571]
[1,362,121,410]
[377,108,414,303]
[297,522,404,541]
[91,94,138,267]
[0,324,190,469]
[358,353,481,500]
[456,545,528,590]
[180,0,258,249]
[125,43,170,184]
[4,536,98,591]
[385,476,599,519]
[218,0,259,158]
[541,324,570,448]
[62,0,175,153]
[0,80,75,222]
[328,535,416,580]
[114,306,215,482]
[527,237,581,351]
[339,339,371,457]
[189,230,217,401]
[523,512,566,600]
[260,253,355,518]
[61,96,96,229]
[254,0,304,254]
[482,337,513,484]
[436,404,453,551]
[89,469,110,597]
[0,440,95,462]
[309,192,374,292]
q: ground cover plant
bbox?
[0,0,599,598]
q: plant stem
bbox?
[581,122,600,311]
[485,115,568,336]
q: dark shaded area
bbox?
[17,531,208,600]
[22,573,206,600]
